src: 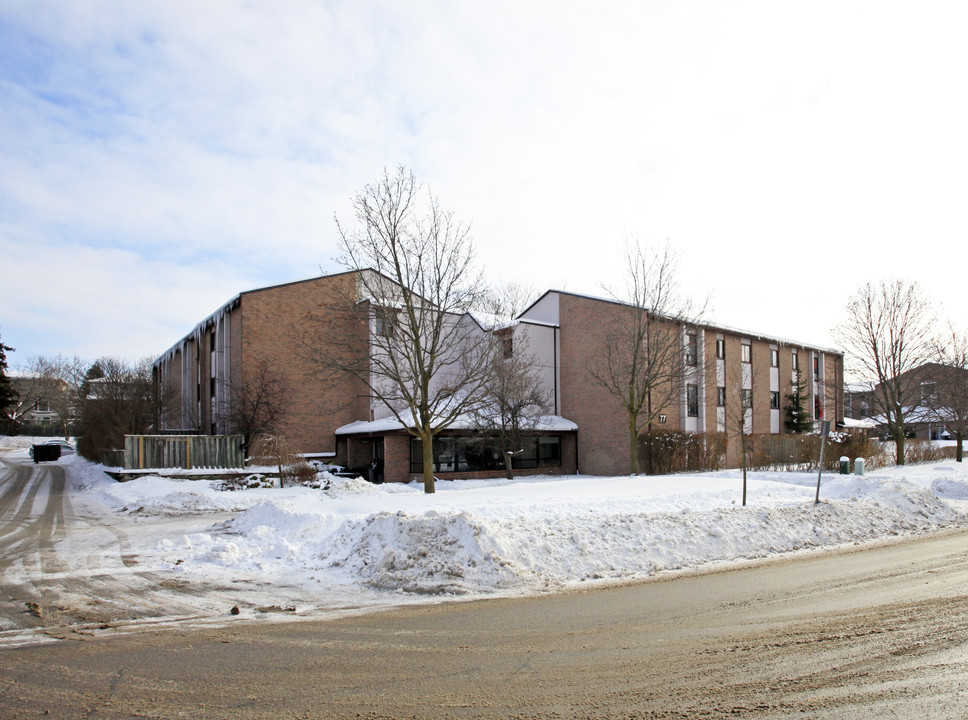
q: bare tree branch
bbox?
[834,279,936,465]
[589,239,707,474]
[302,166,494,493]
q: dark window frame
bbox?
[374,308,397,338]
[741,343,752,364]
[686,384,699,417]
[410,435,563,474]
[685,333,698,367]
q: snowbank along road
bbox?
[2,444,968,650]
[2,528,968,718]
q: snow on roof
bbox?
[841,417,877,429]
[336,414,578,435]
[864,406,955,425]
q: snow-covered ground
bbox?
[3,436,968,625]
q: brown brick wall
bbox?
[558,294,643,475]
[553,292,844,475]
[240,274,369,455]
[158,278,844,479]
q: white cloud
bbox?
[1,1,967,362]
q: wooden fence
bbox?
[124,435,245,470]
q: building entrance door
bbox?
[368,438,385,484]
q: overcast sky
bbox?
[2,1,966,367]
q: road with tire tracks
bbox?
[1,476,967,719]
[0,455,251,645]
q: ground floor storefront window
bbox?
[410,435,563,474]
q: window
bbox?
[685,334,698,366]
[814,395,823,420]
[741,389,753,408]
[921,382,937,403]
[410,435,563,474]
[770,349,779,367]
[716,338,725,359]
[374,309,396,337]
[814,355,820,376]
[717,387,726,407]
[792,349,799,370]
[502,335,513,359]
[687,384,699,417]
[741,343,752,364]
[770,391,780,409]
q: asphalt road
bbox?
[2,523,968,719]
[0,455,241,640]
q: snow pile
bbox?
[94,476,261,514]
[320,474,963,595]
[41,455,968,611]
[326,510,525,594]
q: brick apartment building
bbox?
[516,290,843,474]
[154,271,843,481]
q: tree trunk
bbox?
[629,413,640,475]
[502,453,514,480]
[958,431,964,463]
[894,428,906,466]
[421,431,436,494]
[740,424,748,506]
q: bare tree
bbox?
[249,433,300,488]
[589,240,706,475]
[472,331,550,479]
[318,166,494,493]
[476,280,538,323]
[76,357,158,461]
[222,359,291,451]
[15,355,86,438]
[932,325,968,462]
[720,347,761,506]
[834,280,936,465]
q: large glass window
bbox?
[741,343,752,364]
[685,334,698,366]
[687,384,699,417]
[411,435,563,474]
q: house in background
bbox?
[8,374,68,436]
[154,271,844,481]
[845,363,968,440]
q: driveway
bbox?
[0,455,245,645]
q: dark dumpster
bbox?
[31,443,62,463]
